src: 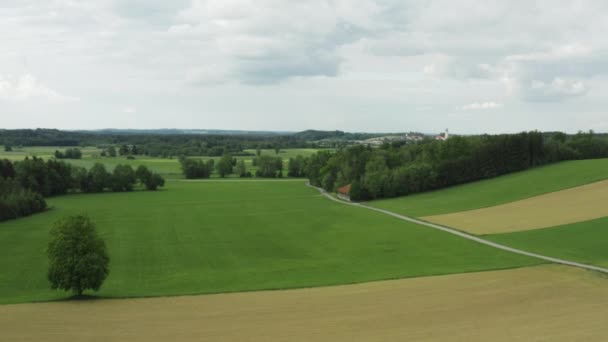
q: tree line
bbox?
[0,158,165,222]
[303,131,608,201]
[0,129,315,157]
[179,154,283,179]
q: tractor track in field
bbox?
[307,183,608,275]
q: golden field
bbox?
[1,265,607,342]
[422,180,608,234]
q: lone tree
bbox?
[47,215,110,297]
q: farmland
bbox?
[421,179,608,234]
[1,265,606,342]
[0,146,325,179]
[0,180,540,304]
[487,217,608,268]
[369,159,608,217]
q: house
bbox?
[435,129,449,141]
[337,184,351,201]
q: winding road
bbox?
[307,183,608,275]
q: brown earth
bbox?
[1,265,607,342]
[422,179,608,234]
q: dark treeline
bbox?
[304,131,608,201]
[0,129,314,157]
[54,148,82,159]
[0,158,165,222]
[179,154,283,179]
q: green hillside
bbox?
[0,181,540,304]
[369,159,608,217]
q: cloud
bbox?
[523,78,587,102]
[170,0,381,84]
[0,74,79,102]
[461,102,503,110]
[122,106,137,114]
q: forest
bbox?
[304,131,608,201]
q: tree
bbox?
[88,163,111,192]
[119,145,130,156]
[110,164,136,191]
[107,146,117,157]
[179,157,212,179]
[235,159,248,177]
[47,215,109,296]
[4,145,12,152]
[135,165,165,190]
[216,154,234,178]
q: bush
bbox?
[47,215,109,296]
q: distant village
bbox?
[355,129,450,147]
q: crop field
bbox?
[487,217,608,268]
[0,146,324,179]
[1,265,606,342]
[369,159,608,217]
[0,180,541,304]
[422,179,608,234]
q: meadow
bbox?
[487,217,608,268]
[369,159,608,217]
[0,180,540,304]
[0,146,324,179]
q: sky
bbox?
[1,0,608,134]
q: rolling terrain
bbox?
[370,159,608,217]
[0,180,540,304]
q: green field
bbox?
[369,159,608,217]
[487,217,608,268]
[0,146,325,179]
[0,181,541,304]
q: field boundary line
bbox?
[307,183,608,274]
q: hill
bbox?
[369,159,608,217]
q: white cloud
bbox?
[0,74,79,102]
[461,101,503,110]
[524,78,587,101]
[122,106,137,114]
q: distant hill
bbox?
[294,130,390,141]
[78,129,293,136]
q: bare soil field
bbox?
[422,179,608,234]
[1,265,606,342]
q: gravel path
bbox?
[308,183,608,274]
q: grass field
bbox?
[369,159,608,217]
[0,181,541,304]
[422,179,608,234]
[0,146,325,179]
[1,265,606,341]
[487,217,608,268]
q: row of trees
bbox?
[306,131,608,201]
[0,129,313,157]
[0,177,46,222]
[179,154,284,179]
[0,158,165,222]
[54,148,82,159]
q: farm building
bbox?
[337,184,351,201]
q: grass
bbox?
[369,159,608,217]
[421,179,608,234]
[2,265,607,341]
[486,216,608,268]
[0,146,326,179]
[0,181,540,304]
